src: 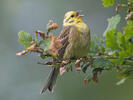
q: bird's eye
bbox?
[71,15,74,18]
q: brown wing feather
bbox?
[57,26,74,60]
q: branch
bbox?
[100,56,133,61]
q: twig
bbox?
[35,30,48,39]
[101,56,133,61]
[37,56,133,67]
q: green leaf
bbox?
[40,54,46,59]
[92,57,114,68]
[82,62,90,73]
[118,66,133,79]
[128,0,133,3]
[117,32,126,50]
[127,20,133,25]
[119,51,126,64]
[94,34,100,43]
[102,0,115,7]
[124,23,133,40]
[18,31,33,49]
[39,38,52,51]
[89,41,100,56]
[105,30,118,50]
[121,23,133,58]
[103,15,121,36]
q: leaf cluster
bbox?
[16,1,133,86]
[101,0,133,84]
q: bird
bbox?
[40,11,90,94]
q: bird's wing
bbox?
[57,25,77,59]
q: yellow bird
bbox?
[41,11,90,94]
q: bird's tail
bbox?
[40,67,59,94]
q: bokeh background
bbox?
[0,0,133,100]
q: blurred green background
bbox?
[0,0,133,100]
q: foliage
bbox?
[18,31,33,49]
[16,0,133,91]
[103,15,121,36]
[101,0,133,84]
[102,0,115,7]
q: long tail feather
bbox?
[40,67,59,94]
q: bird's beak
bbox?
[78,15,84,17]
[76,10,84,18]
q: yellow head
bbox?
[63,11,84,26]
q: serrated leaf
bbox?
[103,15,121,36]
[18,31,33,49]
[105,30,118,50]
[24,44,31,49]
[124,23,133,40]
[117,32,126,50]
[116,23,133,63]
[39,38,52,51]
[82,62,90,73]
[124,24,133,57]
[118,66,133,81]
[119,51,126,64]
[102,0,115,7]
[92,57,114,68]
[89,41,100,55]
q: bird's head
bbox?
[63,11,84,26]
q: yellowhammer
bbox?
[40,11,90,94]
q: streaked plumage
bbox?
[41,11,90,94]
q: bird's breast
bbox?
[63,26,90,59]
